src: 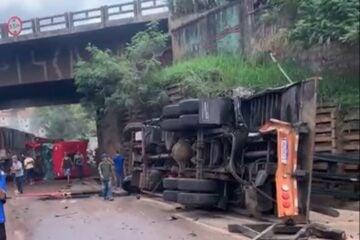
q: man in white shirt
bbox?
[11,155,24,194]
[24,155,35,185]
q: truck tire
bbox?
[163,190,180,202]
[179,114,199,129]
[163,178,178,190]
[177,192,219,207]
[160,119,182,131]
[179,99,199,114]
[162,104,180,118]
[177,178,219,192]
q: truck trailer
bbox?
[124,79,317,222]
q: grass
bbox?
[157,55,359,109]
[157,55,307,96]
[318,75,359,109]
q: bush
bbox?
[74,22,169,116]
[158,55,359,108]
[263,0,360,46]
[157,55,307,96]
[318,75,359,108]
[167,0,223,17]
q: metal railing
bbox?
[0,0,168,41]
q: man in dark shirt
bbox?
[112,151,125,188]
[98,154,115,201]
[74,151,84,183]
[61,153,73,186]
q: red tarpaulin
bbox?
[52,140,90,179]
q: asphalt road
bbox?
[5,181,359,240]
[5,181,241,240]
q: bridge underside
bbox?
[0,80,80,109]
[0,19,168,110]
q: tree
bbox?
[34,105,96,139]
[74,22,169,118]
[263,0,360,46]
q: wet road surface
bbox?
[5,181,240,240]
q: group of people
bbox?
[10,154,36,194]
[61,151,85,186]
[0,150,125,239]
[0,153,36,239]
[7,149,125,198]
[60,150,125,201]
[9,150,125,200]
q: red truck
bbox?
[26,138,90,180]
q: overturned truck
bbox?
[124,80,317,221]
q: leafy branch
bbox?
[74,22,169,117]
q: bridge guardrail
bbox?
[0,0,168,42]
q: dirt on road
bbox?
[5,181,242,240]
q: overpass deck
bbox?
[0,0,168,45]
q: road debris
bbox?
[168,215,178,221]
[228,222,347,240]
[188,232,197,237]
[54,212,78,218]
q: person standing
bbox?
[11,156,24,194]
[112,151,125,188]
[24,155,35,185]
[98,154,115,201]
[61,153,73,186]
[74,151,84,183]
[0,168,7,239]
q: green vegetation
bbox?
[158,54,359,108]
[157,55,307,96]
[74,22,168,117]
[34,104,96,139]
[318,75,360,108]
[167,0,223,17]
[75,22,358,115]
[263,0,360,46]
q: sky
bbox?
[0,0,128,22]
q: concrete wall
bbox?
[170,2,242,59]
[170,0,359,76]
